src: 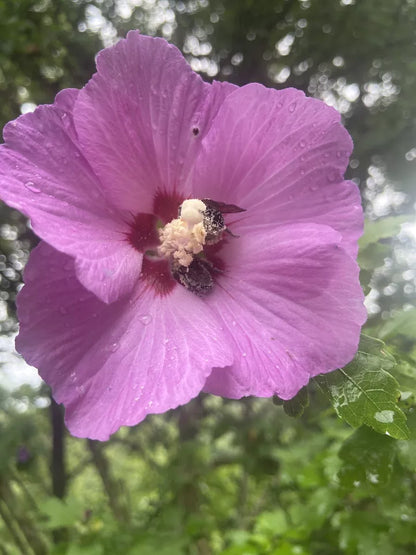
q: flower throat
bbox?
[158,198,245,296]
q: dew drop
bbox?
[327,170,339,183]
[139,314,152,326]
[242,352,247,357]
[299,140,306,148]
[24,181,41,194]
[109,342,119,353]
[70,371,77,383]
[288,102,297,113]
[76,385,85,395]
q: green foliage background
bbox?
[0,0,415,553]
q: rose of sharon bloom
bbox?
[0,31,366,440]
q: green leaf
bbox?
[315,335,410,439]
[358,215,409,251]
[283,387,309,417]
[358,242,390,271]
[254,509,288,536]
[39,497,83,529]
[338,427,396,490]
[337,509,395,555]
[397,439,416,472]
[358,216,410,278]
[378,308,416,341]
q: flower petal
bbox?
[204,223,366,400]
[74,31,236,214]
[192,85,361,256]
[16,242,233,440]
[0,90,141,303]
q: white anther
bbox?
[158,218,206,267]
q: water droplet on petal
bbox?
[24,181,41,194]
[109,342,119,353]
[288,102,297,113]
[327,170,339,183]
[139,314,152,326]
[299,140,306,148]
[242,352,247,357]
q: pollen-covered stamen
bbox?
[158,199,207,267]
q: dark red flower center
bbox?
[127,190,243,297]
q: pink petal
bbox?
[16,242,233,440]
[74,31,236,214]
[192,85,361,256]
[0,91,141,303]
[204,223,366,400]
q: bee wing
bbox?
[202,199,246,213]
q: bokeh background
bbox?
[0,1,415,553]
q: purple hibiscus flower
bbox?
[0,32,366,440]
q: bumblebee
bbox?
[173,199,245,295]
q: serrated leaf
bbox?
[283,387,309,417]
[338,427,396,490]
[315,335,410,439]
